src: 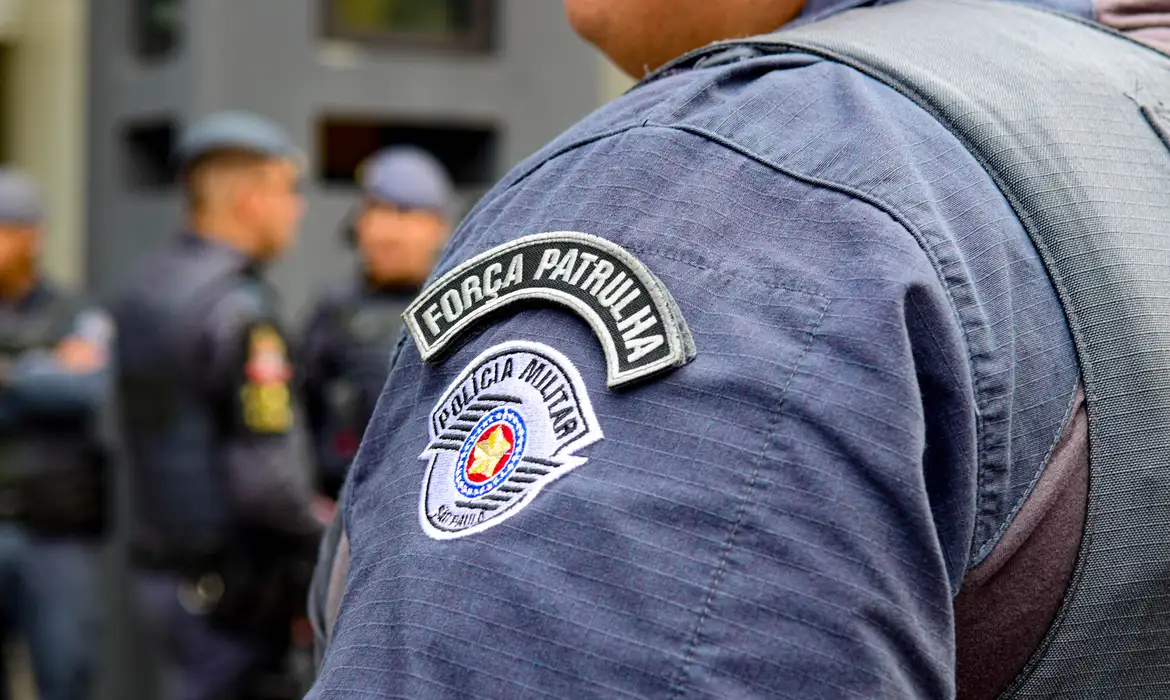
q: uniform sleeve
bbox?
[0,307,114,420]
[315,125,982,699]
[201,295,322,539]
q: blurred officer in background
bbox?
[115,112,324,700]
[300,146,452,501]
[309,0,1170,698]
[0,168,112,700]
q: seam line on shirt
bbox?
[665,294,832,699]
[973,375,1082,564]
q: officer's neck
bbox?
[188,212,263,260]
[0,261,36,304]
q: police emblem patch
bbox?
[420,340,602,539]
[403,231,695,389]
[240,324,293,434]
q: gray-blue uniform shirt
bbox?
[309,0,1104,696]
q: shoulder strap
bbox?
[655,1,1170,696]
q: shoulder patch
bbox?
[240,323,293,434]
[403,231,695,389]
[419,341,602,540]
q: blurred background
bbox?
[0,0,634,698]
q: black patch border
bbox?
[403,231,695,389]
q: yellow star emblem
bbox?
[468,426,512,479]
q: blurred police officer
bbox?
[309,0,1170,698]
[301,147,452,501]
[115,112,323,700]
[0,168,112,700]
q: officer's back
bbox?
[115,112,322,700]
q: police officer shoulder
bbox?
[309,0,1170,698]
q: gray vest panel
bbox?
[658,1,1170,695]
[0,289,91,480]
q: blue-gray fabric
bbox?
[310,0,1093,697]
[175,111,299,168]
[0,169,42,225]
[360,146,452,213]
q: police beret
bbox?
[0,168,42,225]
[359,146,453,213]
[175,111,301,169]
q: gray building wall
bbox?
[88,0,603,316]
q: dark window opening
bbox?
[135,0,182,60]
[318,117,498,189]
[123,119,178,189]
[321,0,495,52]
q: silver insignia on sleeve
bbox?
[419,341,603,540]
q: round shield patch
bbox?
[419,341,603,539]
[453,407,527,498]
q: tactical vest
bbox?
[0,286,109,536]
[0,290,76,362]
[116,241,260,555]
[654,0,1170,695]
[316,288,412,491]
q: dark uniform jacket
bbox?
[116,232,320,558]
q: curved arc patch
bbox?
[403,231,695,388]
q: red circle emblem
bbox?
[464,423,515,484]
